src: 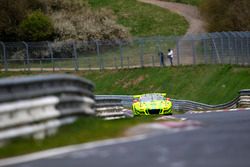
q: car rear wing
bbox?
[161,93,167,97]
[133,93,167,99]
[133,95,141,99]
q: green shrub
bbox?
[0,0,46,41]
[42,0,88,12]
[19,11,54,41]
[200,0,250,32]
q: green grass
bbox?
[88,0,188,36]
[1,65,249,104]
[160,0,203,6]
[77,65,250,104]
[0,116,158,158]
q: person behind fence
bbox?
[158,51,165,66]
[167,48,174,66]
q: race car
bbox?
[132,93,172,116]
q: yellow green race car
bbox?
[132,93,172,116]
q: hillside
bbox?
[89,0,188,36]
[0,0,188,42]
[1,65,249,104]
[78,65,250,104]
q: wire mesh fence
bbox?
[0,31,249,71]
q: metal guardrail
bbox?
[1,32,250,72]
[0,74,95,144]
[95,89,250,112]
[95,98,133,120]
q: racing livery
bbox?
[132,93,172,116]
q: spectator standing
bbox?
[167,49,174,66]
[158,51,165,66]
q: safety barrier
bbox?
[0,74,95,144]
[96,89,250,112]
[95,97,133,120]
[238,89,250,108]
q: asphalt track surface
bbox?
[3,109,250,167]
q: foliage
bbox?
[200,0,250,32]
[0,0,44,41]
[19,11,54,41]
[50,8,129,41]
[0,0,130,41]
[0,0,189,41]
[41,0,130,41]
[42,0,88,12]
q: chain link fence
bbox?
[0,31,249,71]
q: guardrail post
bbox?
[22,42,30,71]
[72,41,79,71]
[234,35,238,64]
[238,89,250,108]
[0,42,8,71]
[119,42,124,69]
[176,38,180,65]
[227,34,232,64]
[47,41,55,72]
[191,37,196,65]
[202,39,207,64]
[243,33,248,65]
[220,36,224,64]
[127,56,130,69]
[247,36,250,65]
[95,41,103,70]
[152,55,155,67]
[240,35,244,65]
[114,56,118,69]
[139,39,144,68]
[156,37,162,67]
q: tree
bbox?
[200,0,250,32]
[0,0,45,41]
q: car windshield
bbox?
[140,94,164,102]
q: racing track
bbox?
[1,109,250,167]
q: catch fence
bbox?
[0,31,249,71]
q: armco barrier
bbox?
[0,74,95,144]
[95,97,132,120]
[95,89,250,112]
[238,89,250,108]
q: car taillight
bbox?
[133,100,138,103]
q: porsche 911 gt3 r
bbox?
[132,93,172,116]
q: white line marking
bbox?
[0,134,148,167]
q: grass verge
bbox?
[0,65,249,104]
[0,116,158,158]
[78,65,250,104]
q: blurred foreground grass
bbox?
[0,116,158,158]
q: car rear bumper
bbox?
[132,108,172,116]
